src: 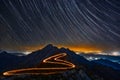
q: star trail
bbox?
[0,0,120,52]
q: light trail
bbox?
[3,53,75,76]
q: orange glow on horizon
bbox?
[5,44,115,54]
[64,46,102,53]
[56,44,103,53]
[15,44,104,53]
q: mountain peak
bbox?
[41,44,58,51]
[44,44,54,48]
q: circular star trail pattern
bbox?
[0,0,120,51]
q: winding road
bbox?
[3,53,75,76]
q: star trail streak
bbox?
[0,0,120,52]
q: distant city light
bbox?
[23,52,31,55]
[76,51,120,56]
[85,56,100,61]
[112,52,120,56]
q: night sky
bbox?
[0,0,120,53]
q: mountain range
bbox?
[0,44,120,80]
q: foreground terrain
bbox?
[0,44,120,80]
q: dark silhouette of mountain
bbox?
[0,44,120,80]
[0,51,25,74]
[0,50,3,53]
[18,44,90,68]
[92,59,120,70]
[89,62,120,80]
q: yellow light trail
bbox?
[3,53,75,76]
